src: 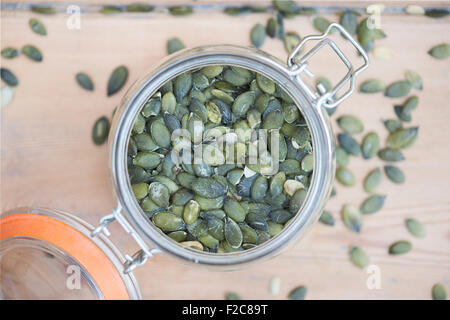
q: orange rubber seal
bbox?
[0,213,130,300]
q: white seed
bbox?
[283,179,305,196]
[373,47,393,60]
[269,277,281,296]
[180,241,203,251]
[405,5,425,15]
[0,85,14,108]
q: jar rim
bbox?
[110,45,335,268]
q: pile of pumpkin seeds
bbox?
[127,66,314,253]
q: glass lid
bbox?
[0,207,141,300]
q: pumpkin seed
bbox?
[225,217,243,248]
[359,79,385,93]
[405,71,423,90]
[336,146,349,166]
[92,116,110,145]
[195,195,225,211]
[183,200,200,225]
[225,292,242,300]
[168,230,187,242]
[432,284,447,300]
[428,43,450,59]
[201,65,223,78]
[378,148,405,162]
[313,16,330,32]
[132,183,148,200]
[151,121,171,148]
[192,177,226,199]
[341,205,362,233]
[133,152,163,169]
[126,3,154,12]
[405,218,426,238]
[273,0,298,15]
[149,182,170,208]
[364,168,382,193]
[361,132,380,160]
[168,6,193,16]
[251,176,268,201]
[319,210,334,226]
[1,48,20,59]
[270,172,286,196]
[75,72,94,91]
[0,86,14,108]
[360,194,386,214]
[289,286,307,300]
[250,23,266,48]
[336,167,355,187]
[349,246,370,269]
[289,188,307,214]
[107,66,128,96]
[340,10,358,35]
[232,91,255,117]
[100,6,123,14]
[153,211,185,232]
[172,188,194,206]
[174,72,192,101]
[301,154,313,172]
[31,5,56,15]
[338,133,361,156]
[337,115,364,134]
[383,119,403,133]
[357,18,375,52]
[224,199,246,222]
[386,127,419,149]
[283,179,304,196]
[269,209,292,224]
[22,45,42,62]
[266,17,279,38]
[385,81,412,98]
[388,240,412,255]
[384,165,405,184]
[167,37,185,54]
[425,9,450,18]
[29,18,47,36]
[0,68,18,87]
[284,32,301,54]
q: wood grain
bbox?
[1,3,449,299]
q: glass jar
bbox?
[0,23,369,299]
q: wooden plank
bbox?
[1,6,449,299]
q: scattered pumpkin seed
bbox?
[359,79,385,93]
[336,167,355,187]
[338,133,361,156]
[428,43,450,59]
[75,72,94,91]
[364,168,382,193]
[107,66,128,96]
[405,71,423,90]
[361,132,380,160]
[386,127,418,149]
[388,240,412,255]
[167,37,185,54]
[100,6,123,14]
[312,16,330,33]
[385,80,412,98]
[336,146,349,166]
[126,3,154,12]
[337,115,364,134]
[31,5,56,15]
[425,9,450,19]
[29,18,47,36]
[319,210,334,226]
[405,218,426,238]
[1,48,20,59]
[360,194,386,214]
[378,148,405,162]
[22,45,42,62]
[432,283,447,300]
[289,286,307,300]
[0,68,18,87]
[168,6,193,16]
[284,32,301,54]
[383,119,403,133]
[384,165,405,184]
[250,23,266,49]
[349,246,369,268]
[341,204,362,233]
[340,10,358,35]
[357,18,375,52]
[92,116,110,145]
[225,292,242,300]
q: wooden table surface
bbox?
[1,1,449,299]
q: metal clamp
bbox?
[287,22,369,109]
[91,204,161,274]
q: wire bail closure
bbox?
[287,22,370,109]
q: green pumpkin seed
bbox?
[132,183,148,200]
[174,72,192,101]
[336,146,349,166]
[340,10,358,35]
[128,166,151,184]
[126,3,154,12]
[378,148,405,162]
[313,16,330,32]
[301,154,313,172]
[289,188,307,214]
[151,121,171,148]
[239,223,258,244]
[432,284,447,300]
[274,0,298,14]
[31,5,56,15]
[269,209,292,224]
[402,95,419,115]
[336,167,355,187]
[405,218,426,238]
[256,73,275,95]
[225,217,243,249]
[428,44,450,59]
[289,286,307,300]
[0,68,18,87]
[148,182,170,208]
[132,114,145,134]
[284,32,301,54]
[385,81,412,98]
[192,177,226,199]
[268,221,283,237]
[29,18,47,36]
[205,101,222,124]
[359,79,385,93]
[1,48,20,59]
[341,204,362,233]
[361,132,380,160]
[153,211,185,232]
[250,23,266,48]
[266,17,279,38]
[100,6,123,14]
[425,8,450,18]
[337,115,364,134]
[92,116,110,145]
[364,168,382,193]
[251,176,268,201]
[22,45,42,62]
[349,246,370,269]
[225,292,242,300]
[201,65,223,78]
[319,210,334,226]
[224,199,246,222]
[194,195,225,211]
[405,71,423,90]
[388,240,412,255]
[168,230,187,242]
[168,6,193,16]
[232,91,255,117]
[383,119,403,133]
[133,152,163,169]
[360,194,386,214]
[384,165,405,184]
[386,127,418,149]
[263,109,284,130]
[357,18,375,52]
[107,66,128,96]
[167,37,185,54]
[75,72,94,91]
[338,133,361,156]
[183,200,200,225]
[269,172,286,196]
[224,67,253,86]
[394,105,410,122]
